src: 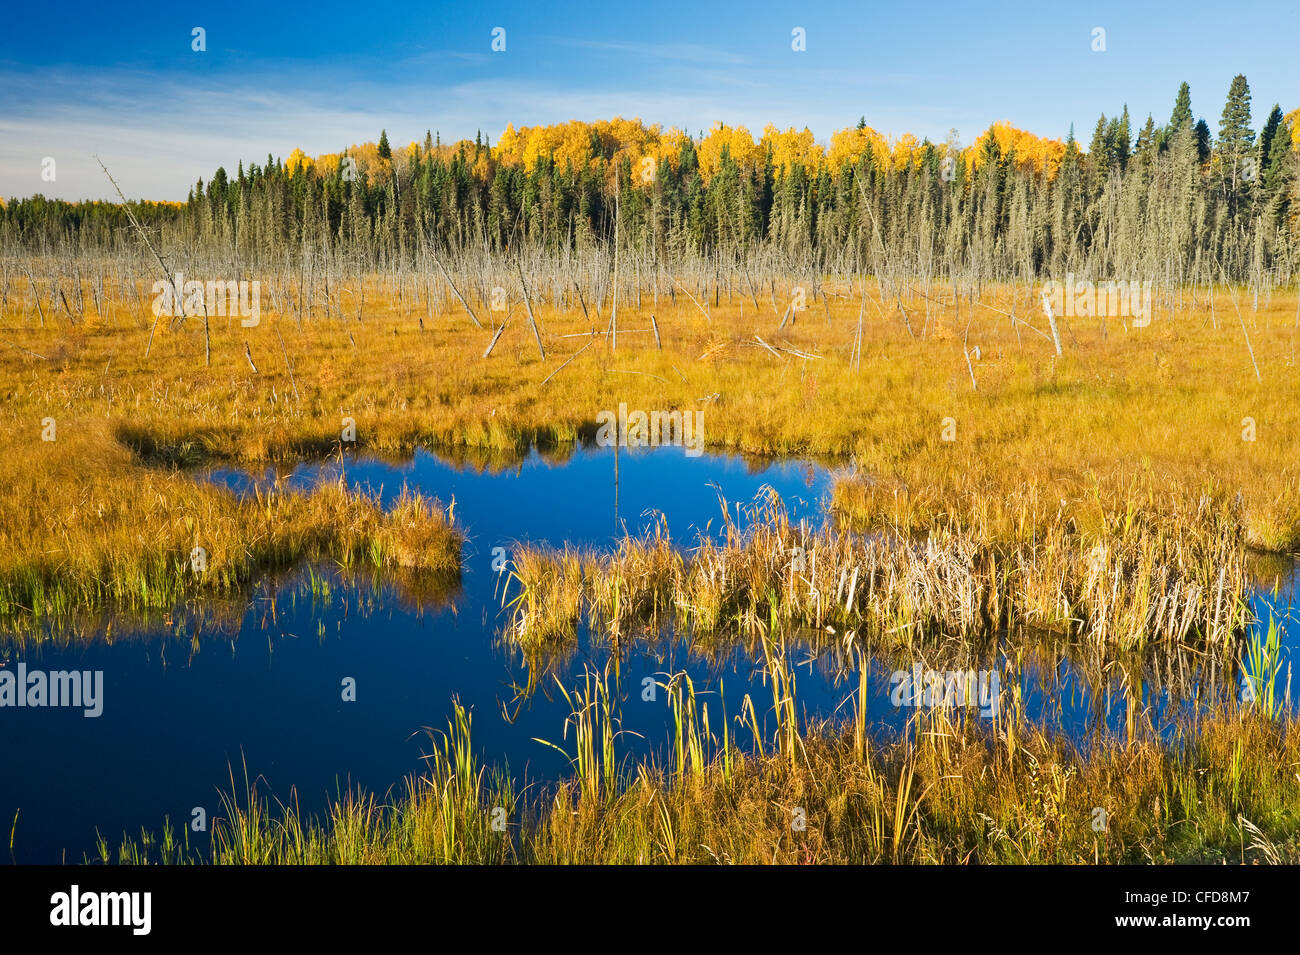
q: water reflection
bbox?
[1,443,1294,863]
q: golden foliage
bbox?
[313,152,345,177]
[494,117,661,177]
[279,116,1073,187]
[696,122,763,183]
[890,132,921,173]
[284,147,314,176]
[760,124,823,178]
[826,124,891,171]
[967,121,1065,177]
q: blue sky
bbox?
[2,0,1297,201]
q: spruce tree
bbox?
[1194,120,1212,165]
[1215,74,1254,209]
[1170,82,1193,129]
[1263,115,1294,224]
[1259,106,1283,171]
[1136,114,1159,166]
[1217,75,1255,156]
[1116,105,1132,168]
[1087,114,1110,196]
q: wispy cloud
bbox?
[0,38,1044,202]
[2,0,1296,202]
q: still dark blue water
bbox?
[2,445,1295,862]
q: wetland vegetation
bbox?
[4,75,1300,864]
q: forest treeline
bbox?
[3,76,1299,285]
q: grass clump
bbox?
[98,690,1300,865]
[501,489,1252,657]
[0,421,460,636]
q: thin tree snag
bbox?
[200,297,211,367]
[610,188,620,352]
[574,280,593,332]
[742,264,761,313]
[540,338,593,385]
[1040,289,1064,356]
[963,316,978,392]
[895,297,915,338]
[95,155,193,359]
[778,301,793,329]
[482,322,508,358]
[275,325,301,400]
[432,252,484,328]
[57,287,79,324]
[515,260,546,359]
[668,274,710,323]
[94,155,178,307]
[0,337,47,361]
[851,296,864,372]
[752,334,784,361]
[24,268,47,328]
[1222,266,1263,384]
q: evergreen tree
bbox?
[1170,82,1193,129]
[1259,106,1284,172]
[378,130,392,160]
[1194,120,1212,165]
[1215,74,1254,209]
[1263,114,1294,224]
[5,110,1299,286]
[1086,114,1110,196]
[1135,114,1159,166]
[1115,105,1132,168]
